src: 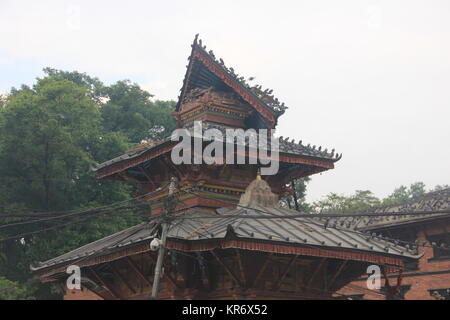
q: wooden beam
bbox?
[138,166,155,187]
[109,262,137,294]
[273,255,298,291]
[163,270,180,290]
[328,260,348,289]
[235,249,246,288]
[126,256,152,287]
[119,173,145,191]
[163,155,182,179]
[253,254,273,289]
[82,277,112,300]
[307,258,326,289]
[87,267,120,300]
[211,249,242,287]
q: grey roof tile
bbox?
[32,205,419,272]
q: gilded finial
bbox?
[256,168,261,180]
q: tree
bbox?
[382,182,427,206]
[280,178,312,212]
[0,69,175,299]
[102,80,176,143]
[42,68,106,103]
[0,77,102,211]
[312,182,440,214]
[432,184,449,192]
[313,190,381,213]
[0,276,34,300]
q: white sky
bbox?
[0,0,449,202]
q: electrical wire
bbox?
[0,182,170,219]
[186,187,450,218]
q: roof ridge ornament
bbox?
[179,34,289,125]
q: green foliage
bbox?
[280,178,312,212]
[312,190,381,213]
[0,276,34,300]
[42,67,106,103]
[312,182,444,214]
[102,80,176,143]
[381,182,426,206]
[434,184,450,191]
[0,68,175,299]
[0,77,101,211]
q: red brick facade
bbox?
[338,222,450,300]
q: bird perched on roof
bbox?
[248,76,255,81]
[219,58,225,65]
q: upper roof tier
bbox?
[175,34,288,129]
[94,122,342,179]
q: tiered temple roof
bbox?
[176,34,288,128]
[95,123,341,179]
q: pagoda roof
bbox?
[94,123,341,179]
[176,35,288,128]
[326,188,450,231]
[32,205,418,278]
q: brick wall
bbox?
[338,225,450,300]
[64,287,103,300]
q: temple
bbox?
[32,36,419,300]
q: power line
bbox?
[184,187,450,218]
[0,203,146,230]
[0,183,169,219]
[0,183,173,231]
[0,206,149,242]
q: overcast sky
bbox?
[1,0,449,202]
